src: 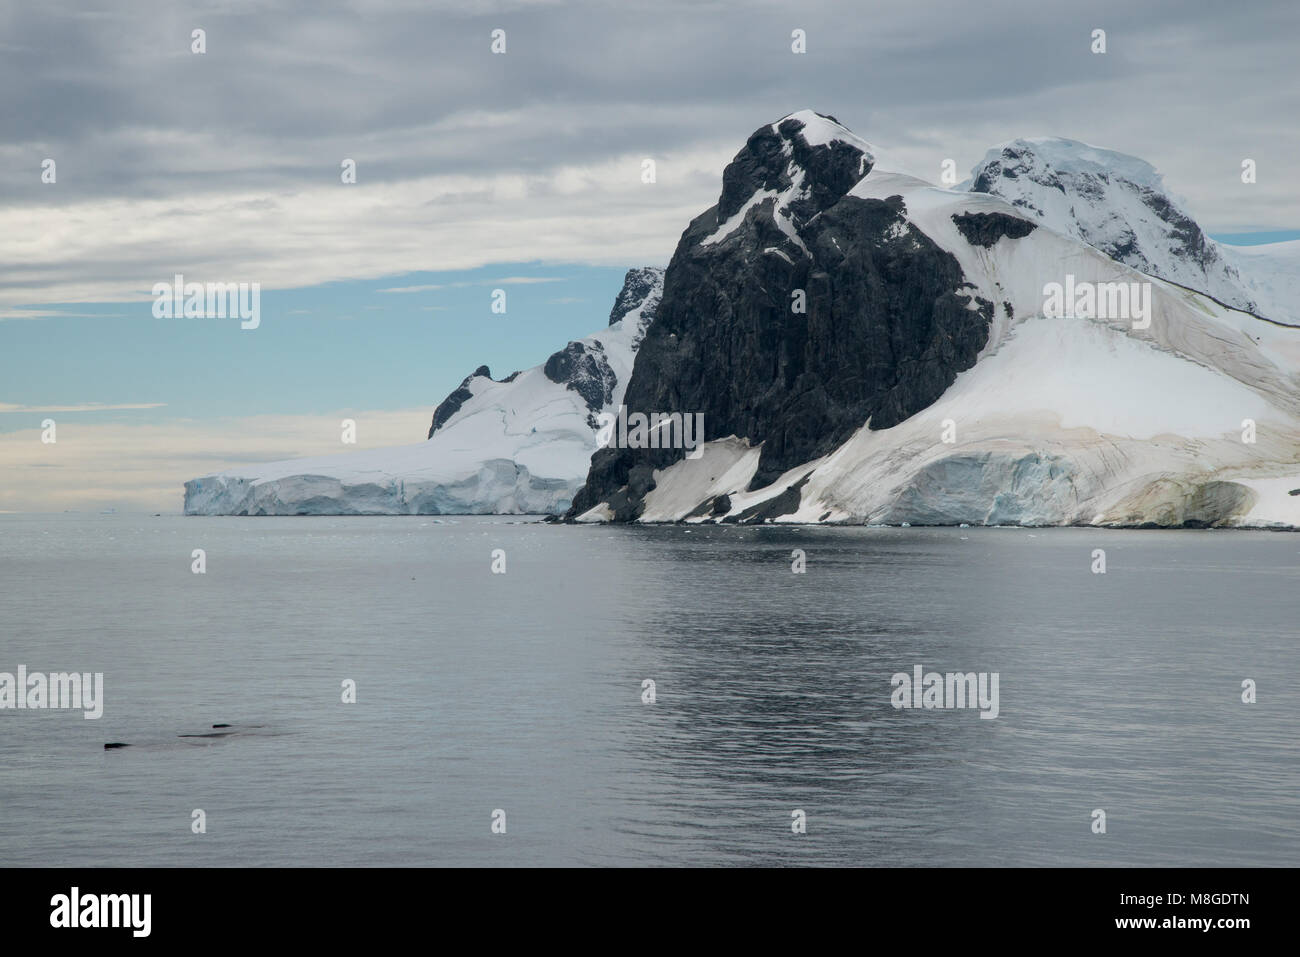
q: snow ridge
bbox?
[966,137,1298,325]
[184,268,664,515]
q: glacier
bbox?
[183,268,663,515]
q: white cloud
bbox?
[488,276,569,285]
[0,402,167,413]
[0,309,127,321]
[0,146,726,310]
[379,276,570,295]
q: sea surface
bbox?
[1,513,1297,866]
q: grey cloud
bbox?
[0,0,1295,304]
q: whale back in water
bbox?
[103,723,285,750]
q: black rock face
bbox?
[952,211,1037,247]
[717,116,868,228]
[567,113,997,521]
[428,365,491,438]
[542,339,617,412]
[542,266,665,412]
[1137,187,1220,275]
[608,267,665,326]
[726,474,812,523]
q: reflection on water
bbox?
[1,515,1296,866]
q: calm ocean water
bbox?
[1,513,1296,866]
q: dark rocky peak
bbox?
[567,113,995,521]
[427,365,491,438]
[542,339,616,413]
[713,110,875,236]
[608,266,665,327]
[548,267,665,413]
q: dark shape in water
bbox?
[103,743,130,749]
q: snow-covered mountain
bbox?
[183,268,663,515]
[966,137,1300,326]
[567,111,1300,528]
[186,112,1298,525]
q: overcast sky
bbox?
[2,0,1297,309]
[2,0,1297,510]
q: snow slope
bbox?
[1221,240,1300,328]
[966,137,1299,326]
[183,268,663,515]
